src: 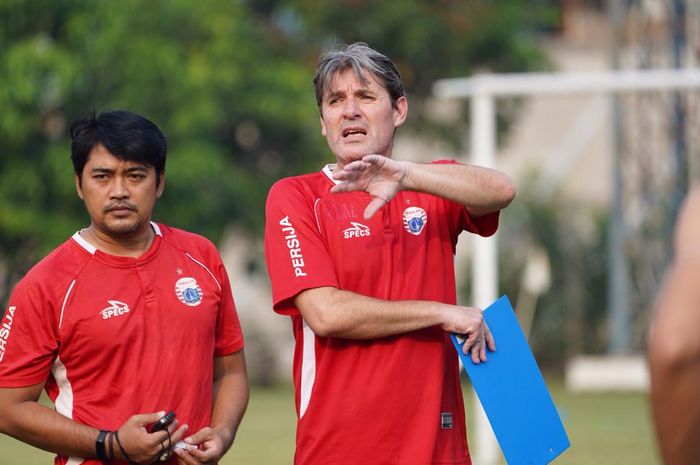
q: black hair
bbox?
[70,110,167,186]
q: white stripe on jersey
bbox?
[53,356,86,464]
[71,231,96,254]
[322,164,340,185]
[71,221,163,255]
[52,355,74,420]
[313,198,323,234]
[299,319,317,419]
[59,280,76,329]
[185,253,222,291]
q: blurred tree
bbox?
[497,181,609,368]
[249,0,556,145]
[0,0,554,306]
[0,0,324,300]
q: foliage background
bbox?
[0,2,674,463]
[0,0,555,304]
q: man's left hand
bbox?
[173,427,226,465]
[331,155,408,219]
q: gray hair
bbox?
[313,42,405,112]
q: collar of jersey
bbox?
[322,164,341,185]
[71,221,163,266]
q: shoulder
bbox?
[11,238,88,300]
[157,223,220,261]
[266,172,330,209]
[269,172,328,196]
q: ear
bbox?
[75,175,84,200]
[320,115,327,137]
[393,96,408,128]
[156,173,165,199]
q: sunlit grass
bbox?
[0,378,659,465]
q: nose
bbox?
[342,97,360,118]
[109,175,129,199]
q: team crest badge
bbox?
[175,277,203,306]
[403,207,427,235]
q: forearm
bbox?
[649,361,700,465]
[648,260,700,465]
[402,161,515,216]
[296,287,460,339]
[210,351,249,451]
[0,392,99,458]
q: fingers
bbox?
[484,322,496,352]
[188,445,219,464]
[460,320,496,364]
[174,428,221,465]
[464,331,485,364]
[339,159,372,173]
[128,411,167,428]
[173,448,202,465]
[182,428,210,446]
[461,329,480,357]
[362,154,385,165]
[155,423,187,445]
[363,198,386,219]
[329,183,353,194]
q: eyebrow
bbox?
[89,165,149,174]
[325,87,376,100]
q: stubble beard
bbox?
[99,216,145,237]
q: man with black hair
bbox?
[0,110,248,465]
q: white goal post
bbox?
[432,67,700,465]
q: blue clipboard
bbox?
[451,295,570,465]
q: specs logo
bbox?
[343,222,371,239]
[100,300,130,320]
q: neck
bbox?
[82,223,155,258]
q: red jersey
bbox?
[0,223,244,465]
[264,163,499,465]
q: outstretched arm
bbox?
[295,286,495,364]
[331,155,515,219]
[648,186,700,465]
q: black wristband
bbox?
[114,430,139,465]
[108,431,115,460]
[95,429,109,462]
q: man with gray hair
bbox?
[264,42,515,465]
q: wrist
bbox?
[398,161,412,191]
[434,302,454,331]
[95,429,109,462]
[212,424,236,449]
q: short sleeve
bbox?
[431,159,500,237]
[213,256,245,357]
[460,208,500,237]
[0,280,59,387]
[264,178,339,315]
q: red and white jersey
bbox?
[0,223,244,465]
[264,162,499,465]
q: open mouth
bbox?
[342,127,367,138]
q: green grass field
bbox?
[0,379,659,465]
